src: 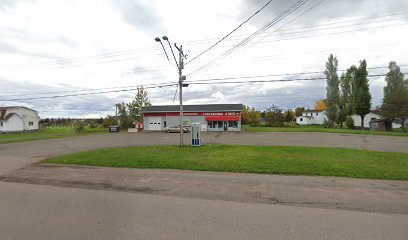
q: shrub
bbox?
[345,116,355,129]
[323,119,334,128]
[74,121,86,134]
[89,120,99,128]
[283,122,299,128]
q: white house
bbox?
[296,109,401,128]
[296,110,325,125]
[0,106,40,132]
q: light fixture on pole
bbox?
[155,37,170,61]
[155,36,187,146]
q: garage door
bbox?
[146,117,162,131]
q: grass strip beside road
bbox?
[0,127,107,144]
[45,145,408,180]
[243,125,408,137]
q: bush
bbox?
[103,115,118,128]
[283,122,299,128]
[345,116,355,129]
[323,119,334,128]
[89,120,99,128]
[74,121,86,134]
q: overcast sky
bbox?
[1,0,407,118]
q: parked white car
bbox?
[164,125,189,133]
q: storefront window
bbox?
[208,121,224,128]
[228,121,238,128]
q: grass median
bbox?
[0,127,107,144]
[243,125,408,137]
[45,145,408,180]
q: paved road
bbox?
[1,182,407,240]
[4,164,407,214]
[1,131,408,175]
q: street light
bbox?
[155,37,169,61]
[155,36,187,146]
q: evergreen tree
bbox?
[381,61,408,130]
[324,54,340,127]
[352,60,371,128]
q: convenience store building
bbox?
[142,104,242,132]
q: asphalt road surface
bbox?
[1,182,407,240]
[1,131,408,175]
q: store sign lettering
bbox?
[182,112,240,116]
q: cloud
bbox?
[109,0,165,33]
[0,78,128,118]
[240,0,408,27]
[0,40,63,60]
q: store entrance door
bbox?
[223,121,228,131]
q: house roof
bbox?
[0,112,21,121]
[302,109,324,113]
[142,104,243,113]
[0,106,38,113]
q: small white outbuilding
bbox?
[0,106,40,132]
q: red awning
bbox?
[205,116,240,121]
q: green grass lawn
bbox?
[0,126,107,144]
[45,145,408,180]
[243,125,408,137]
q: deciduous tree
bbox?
[324,54,340,127]
[352,60,372,128]
[295,107,305,117]
[381,61,408,130]
[315,100,326,111]
[337,67,354,127]
[265,105,284,127]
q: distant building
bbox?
[0,106,40,132]
[296,109,325,125]
[296,109,401,129]
[142,104,243,132]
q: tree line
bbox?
[324,54,408,129]
[242,55,408,130]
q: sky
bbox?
[0,0,407,118]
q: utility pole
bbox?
[175,44,185,146]
[155,36,187,146]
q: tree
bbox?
[337,67,354,127]
[284,109,296,122]
[315,99,326,111]
[248,107,261,125]
[265,105,284,127]
[381,61,408,130]
[127,87,151,123]
[242,105,261,125]
[352,60,372,128]
[295,107,305,117]
[103,115,118,128]
[117,102,133,129]
[324,54,340,127]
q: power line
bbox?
[186,0,311,77]
[4,69,404,102]
[183,12,408,45]
[4,13,405,71]
[3,64,407,99]
[186,73,407,85]
[186,0,275,65]
[0,83,177,102]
